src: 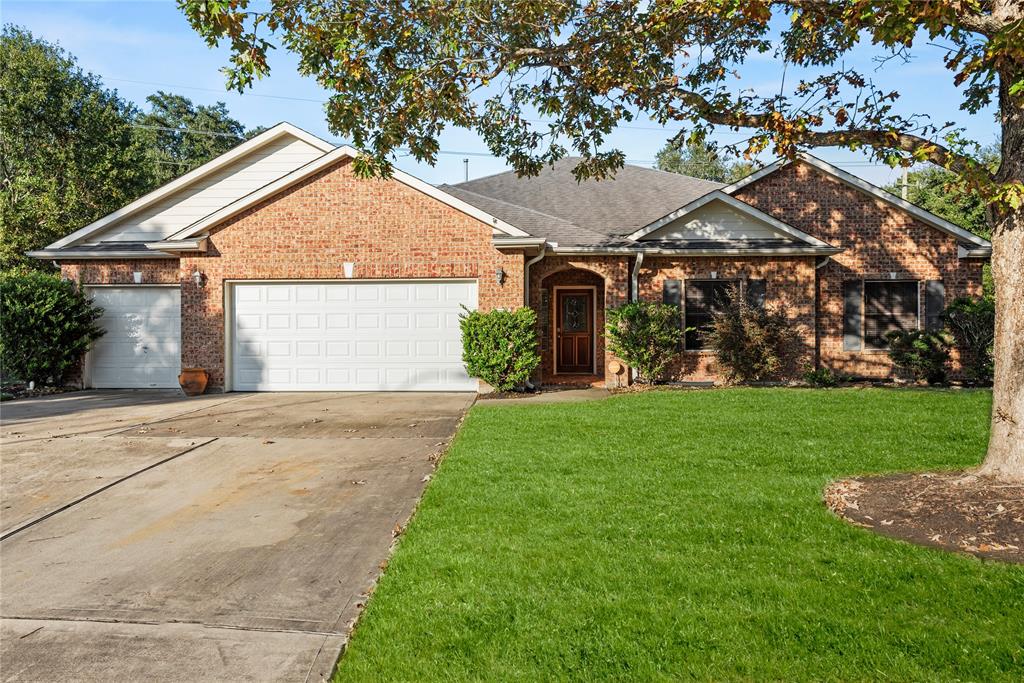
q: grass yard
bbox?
[335,388,1023,681]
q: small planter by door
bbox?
[178,368,208,396]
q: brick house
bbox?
[30,123,991,392]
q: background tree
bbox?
[182,0,1024,481]
[0,25,151,270]
[655,141,757,182]
[137,91,263,187]
[883,145,1001,240]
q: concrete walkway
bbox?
[0,390,474,682]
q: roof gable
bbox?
[628,191,835,250]
[165,146,530,241]
[46,123,336,249]
[721,153,992,252]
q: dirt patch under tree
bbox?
[825,472,1023,564]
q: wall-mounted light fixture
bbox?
[343,262,355,278]
[191,270,206,288]
[495,267,506,285]
[133,271,143,284]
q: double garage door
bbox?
[85,280,477,391]
[230,280,478,391]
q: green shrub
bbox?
[942,296,994,384]
[885,329,951,385]
[0,270,105,385]
[702,289,802,383]
[605,301,682,383]
[803,366,839,388]
[459,307,540,391]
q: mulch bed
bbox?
[825,472,1024,564]
[1,384,80,401]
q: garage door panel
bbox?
[85,287,181,389]
[231,281,477,391]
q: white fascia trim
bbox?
[46,123,336,250]
[144,237,208,252]
[627,190,835,248]
[642,246,843,256]
[958,244,993,258]
[547,245,842,256]
[27,250,177,260]
[721,152,992,249]
[492,237,546,248]
[165,146,530,242]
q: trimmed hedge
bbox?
[605,301,682,383]
[459,307,540,391]
[0,270,105,385]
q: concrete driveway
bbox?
[0,390,474,682]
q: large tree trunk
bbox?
[978,69,1024,481]
[979,207,1024,481]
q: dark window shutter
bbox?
[843,280,863,351]
[746,279,767,310]
[924,280,945,331]
[663,279,681,308]
[663,279,682,349]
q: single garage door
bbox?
[85,286,182,389]
[231,280,478,391]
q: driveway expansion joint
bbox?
[0,437,218,542]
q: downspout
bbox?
[629,252,645,383]
[523,245,547,307]
[523,246,547,390]
[814,256,831,369]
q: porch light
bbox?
[191,269,206,288]
[495,267,506,285]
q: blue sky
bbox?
[5,0,1000,187]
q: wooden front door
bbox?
[556,289,594,374]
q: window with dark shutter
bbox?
[684,280,735,350]
[864,281,920,350]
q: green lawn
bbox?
[335,388,1023,681]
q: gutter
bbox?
[144,237,208,253]
[493,237,546,248]
[523,246,547,306]
[547,246,843,257]
[26,250,177,260]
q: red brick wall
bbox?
[176,158,525,388]
[530,256,631,386]
[734,161,985,378]
[639,256,817,382]
[61,259,181,285]
[64,160,524,390]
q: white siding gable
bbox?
[643,199,794,242]
[89,137,326,243]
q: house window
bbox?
[864,281,919,350]
[684,280,736,350]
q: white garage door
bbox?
[85,286,181,389]
[231,280,478,391]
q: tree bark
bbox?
[980,208,1024,481]
[978,66,1024,481]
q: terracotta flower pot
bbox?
[178,368,208,396]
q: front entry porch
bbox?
[534,265,616,388]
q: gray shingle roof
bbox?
[446,158,724,238]
[441,185,635,247]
